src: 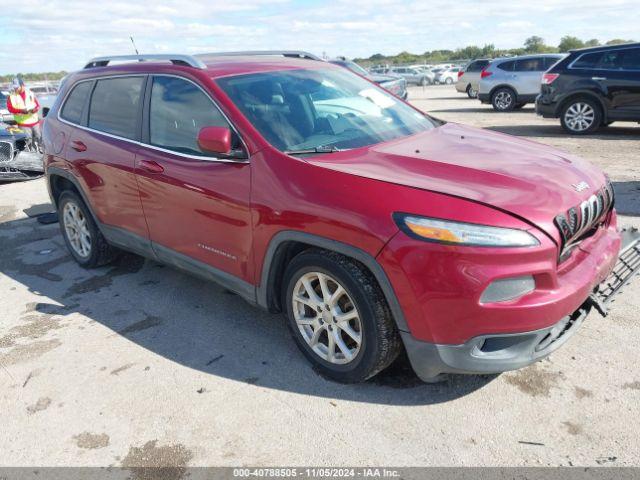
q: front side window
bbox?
[61,81,92,124]
[149,76,231,156]
[88,77,144,139]
[216,68,436,153]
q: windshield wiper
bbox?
[284,146,344,155]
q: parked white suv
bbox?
[478,54,564,111]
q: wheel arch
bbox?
[47,166,100,225]
[488,84,519,101]
[257,231,410,332]
[556,91,608,123]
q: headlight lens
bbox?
[394,214,539,247]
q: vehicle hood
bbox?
[306,123,607,242]
[0,123,26,140]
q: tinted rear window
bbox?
[467,60,489,72]
[572,50,623,69]
[88,77,144,139]
[621,48,640,70]
[515,58,545,72]
[497,61,515,72]
[544,56,561,69]
[60,81,92,124]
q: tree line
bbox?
[354,37,636,66]
[0,71,68,85]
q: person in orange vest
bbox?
[7,76,42,151]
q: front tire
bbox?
[560,98,602,135]
[283,250,401,383]
[491,87,516,111]
[58,190,119,268]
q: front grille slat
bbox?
[0,141,13,162]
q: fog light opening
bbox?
[480,275,535,304]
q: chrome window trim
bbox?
[57,73,250,164]
[568,45,640,71]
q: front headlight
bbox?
[394,214,539,247]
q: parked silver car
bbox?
[389,66,434,86]
[478,54,564,111]
[455,59,491,98]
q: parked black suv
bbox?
[536,43,640,134]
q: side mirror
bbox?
[197,126,231,156]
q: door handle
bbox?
[592,77,607,81]
[139,159,164,174]
[70,140,87,152]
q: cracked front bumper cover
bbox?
[0,150,44,182]
[403,228,640,381]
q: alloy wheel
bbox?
[291,271,362,364]
[564,102,596,132]
[62,201,91,258]
[494,91,513,110]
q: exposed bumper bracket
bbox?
[590,227,640,316]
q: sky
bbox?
[1,0,638,74]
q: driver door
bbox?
[135,75,253,284]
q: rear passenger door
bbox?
[135,75,252,284]
[616,48,640,116]
[62,76,149,240]
[514,57,546,96]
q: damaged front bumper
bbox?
[0,147,44,182]
[403,228,640,382]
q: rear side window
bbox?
[543,57,561,69]
[149,76,229,156]
[467,60,489,72]
[60,81,92,124]
[497,61,515,72]
[88,77,144,139]
[514,58,545,72]
[621,48,640,71]
[572,50,623,69]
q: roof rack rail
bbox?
[83,54,207,70]
[197,50,322,61]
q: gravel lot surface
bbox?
[0,85,639,468]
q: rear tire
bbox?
[58,191,119,268]
[560,97,602,135]
[445,77,454,85]
[283,249,401,383]
[491,87,516,111]
[466,85,478,99]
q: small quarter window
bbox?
[60,81,92,124]
[497,61,515,72]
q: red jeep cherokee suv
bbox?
[43,52,629,383]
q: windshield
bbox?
[217,68,435,153]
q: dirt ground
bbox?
[0,85,639,469]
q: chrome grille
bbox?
[0,141,12,162]
[554,182,614,256]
